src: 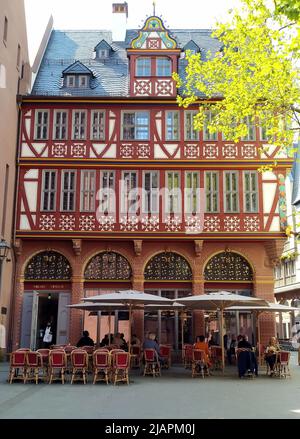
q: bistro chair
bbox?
[143,348,161,377]
[130,345,141,368]
[191,349,206,379]
[278,351,291,378]
[183,344,193,369]
[159,345,172,369]
[112,351,130,385]
[8,351,27,384]
[64,345,77,354]
[70,349,89,384]
[210,346,223,370]
[93,350,110,384]
[49,350,67,384]
[25,351,44,384]
[36,349,50,380]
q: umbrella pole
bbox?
[181,312,184,360]
[128,304,132,354]
[221,310,225,373]
[108,312,111,345]
[257,311,262,366]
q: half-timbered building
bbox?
[12,8,293,352]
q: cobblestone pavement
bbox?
[0,353,300,419]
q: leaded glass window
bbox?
[144,252,192,280]
[84,252,132,280]
[25,251,72,280]
[204,252,253,281]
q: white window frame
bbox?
[136,57,151,76]
[185,171,199,214]
[166,111,180,141]
[122,111,150,140]
[224,171,239,213]
[203,110,217,141]
[99,170,116,214]
[34,110,49,140]
[66,75,76,87]
[184,111,199,141]
[79,75,88,88]
[205,171,219,213]
[53,110,68,140]
[91,110,105,140]
[142,171,159,214]
[156,57,172,76]
[72,110,87,140]
[41,170,57,212]
[121,171,138,214]
[98,49,108,59]
[80,170,96,212]
[241,116,256,141]
[243,171,259,213]
[165,171,181,214]
[61,170,76,212]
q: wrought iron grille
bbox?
[84,252,132,280]
[25,251,72,280]
[144,252,192,280]
[204,252,253,281]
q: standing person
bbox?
[43,322,53,348]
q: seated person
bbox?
[100,334,110,347]
[120,333,128,351]
[265,336,280,376]
[237,335,252,349]
[131,334,141,347]
[194,335,211,367]
[143,333,163,362]
[76,330,95,347]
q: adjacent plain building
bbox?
[0,0,31,352]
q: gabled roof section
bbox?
[130,16,177,49]
[94,39,113,52]
[62,60,94,76]
[183,40,201,53]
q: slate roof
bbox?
[31,28,221,97]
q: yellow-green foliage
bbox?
[173,0,300,153]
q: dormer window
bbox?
[67,75,75,87]
[94,40,113,60]
[98,49,109,59]
[156,57,171,76]
[79,75,88,88]
[136,57,151,76]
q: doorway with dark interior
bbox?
[37,293,59,349]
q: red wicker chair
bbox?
[278,351,291,378]
[112,351,130,385]
[49,350,67,384]
[143,348,161,377]
[183,344,193,369]
[210,346,223,370]
[191,349,206,378]
[25,352,44,384]
[159,345,172,369]
[130,345,141,368]
[93,350,110,384]
[70,349,89,384]
[8,351,27,384]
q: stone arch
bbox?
[84,251,132,280]
[24,250,72,280]
[144,252,192,280]
[203,251,253,281]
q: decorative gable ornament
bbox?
[130,16,177,50]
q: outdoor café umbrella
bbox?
[226,303,298,365]
[175,291,268,371]
[67,302,138,344]
[83,290,173,351]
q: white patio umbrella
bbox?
[175,291,268,371]
[225,303,298,365]
[83,290,173,351]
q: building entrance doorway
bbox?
[20,291,71,349]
